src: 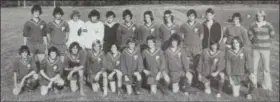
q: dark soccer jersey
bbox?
[226,48,252,76]
[136,23,159,44]
[197,49,225,76]
[164,47,189,73]
[142,48,166,77]
[103,52,121,72]
[224,25,251,47]
[86,51,105,75]
[202,20,222,49]
[120,47,144,76]
[13,56,37,80]
[23,18,47,42]
[159,23,181,43]
[41,57,63,78]
[47,20,70,45]
[64,50,86,69]
[180,21,204,46]
[116,23,138,47]
[104,23,120,44]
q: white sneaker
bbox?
[184,92,189,96]
[205,89,211,94]
[216,93,221,98]
[246,94,252,100]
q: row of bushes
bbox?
[1,0,279,7]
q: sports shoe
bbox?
[246,94,252,100]
[205,88,211,94]
[216,93,221,98]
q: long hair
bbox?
[143,10,154,23]
[231,36,244,50]
[69,42,81,54]
[163,10,174,24]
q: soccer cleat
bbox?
[246,94,252,100]
[205,88,211,94]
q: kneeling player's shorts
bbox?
[27,40,46,54]
[200,73,224,84]
[50,43,66,55]
[147,75,156,85]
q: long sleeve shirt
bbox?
[142,48,166,77]
[104,23,120,45]
[23,18,47,43]
[226,47,252,76]
[180,21,204,46]
[164,47,189,73]
[81,21,104,49]
[116,22,138,48]
[248,21,275,50]
[12,56,37,81]
[67,19,85,45]
[47,20,70,45]
[197,49,225,76]
[224,25,251,47]
[202,20,222,49]
[103,52,121,72]
[40,57,63,78]
[120,46,144,76]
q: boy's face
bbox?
[111,45,118,53]
[147,40,155,48]
[21,51,28,58]
[107,15,114,23]
[233,17,240,24]
[210,43,218,50]
[50,51,57,59]
[171,40,178,47]
[188,14,196,21]
[91,16,98,22]
[71,46,79,54]
[124,15,131,22]
[128,42,135,49]
[256,14,264,22]
[73,15,79,21]
[164,14,172,23]
[33,10,40,18]
[54,13,62,20]
[206,13,214,20]
[232,39,240,49]
[144,14,151,23]
[93,44,101,52]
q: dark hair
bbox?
[70,10,80,19]
[48,46,59,56]
[231,36,243,49]
[168,34,181,46]
[69,42,81,54]
[205,8,214,14]
[18,45,30,56]
[163,10,174,24]
[126,36,137,44]
[31,4,42,14]
[143,10,154,23]
[228,12,242,22]
[122,9,133,20]
[106,11,116,18]
[146,35,156,43]
[92,40,102,48]
[110,43,119,51]
[187,9,197,18]
[88,9,100,19]
[209,40,220,50]
[52,7,64,16]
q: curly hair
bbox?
[18,45,30,56]
[168,34,182,46]
[122,9,133,20]
[48,46,60,57]
[187,9,197,18]
[143,10,154,23]
[69,42,81,54]
[228,12,242,23]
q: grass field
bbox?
[1,4,279,101]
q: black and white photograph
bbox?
[1,0,279,101]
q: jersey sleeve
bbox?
[23,21,30,37]
[244,48,253,74]
[267,22,275,37]
[248,24,254,40]
[159,50,167,71]
[217,51,225,72]
[12,59,20,73]
[57,60,64,75]
[137,52,144,72]
[225,50,231,76]
[30,57,38,73]
[181,49,190,72]
[116,25,122,47]
[41,21,47,36]
[120,52,128,76]
[64,21,70,33]
[47,22,53,35]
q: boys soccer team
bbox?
[12,4,275,100]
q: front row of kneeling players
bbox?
[12,34,255,99]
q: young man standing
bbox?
[47,7,70,62]
[23,4,48,62]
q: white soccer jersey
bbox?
[67,19,85,47]
[80,21,104,49]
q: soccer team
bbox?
[12,4,275,100]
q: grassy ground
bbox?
[1,4,279,101]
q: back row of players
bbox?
[13,4,275,100]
